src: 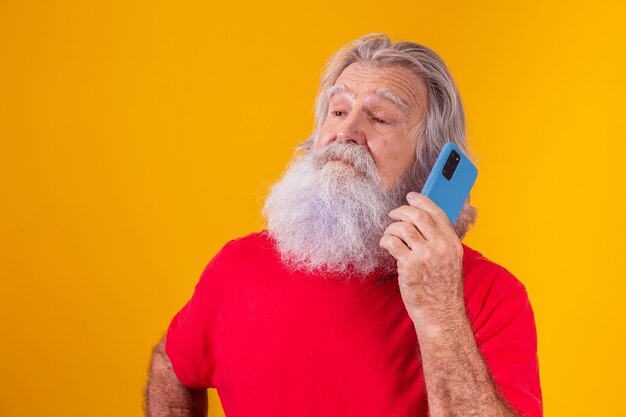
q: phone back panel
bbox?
[420,142,478,225]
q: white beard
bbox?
[262,142,414,278]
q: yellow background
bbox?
[1,0,625,416]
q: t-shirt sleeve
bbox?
[165,250,226,389]
[471,269,543,417]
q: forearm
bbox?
[416,313,516,417]
[144,338,208,417]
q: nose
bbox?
[334,112,366,146]
[337,133,359,145]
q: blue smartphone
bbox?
[420,142,478,225]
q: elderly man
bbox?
[145,34,542,417]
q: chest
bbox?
[211,272,427,416]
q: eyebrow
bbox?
[327,84,410,116]
[374,88,410,116]
[327,84,353,100]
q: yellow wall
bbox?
[1,1,624,416]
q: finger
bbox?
[388,205,439,241]
[379,234,411,260]
[383,221,425,250]
[406,192,457,237]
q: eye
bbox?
[333,111,344,117]
[373,117,387,124]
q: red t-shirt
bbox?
[166,231,542,417]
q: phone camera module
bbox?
[442,150,461,180]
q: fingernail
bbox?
[407,192,419,202]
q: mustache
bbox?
[310,142,378,180]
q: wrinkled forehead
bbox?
[331,63,427,113]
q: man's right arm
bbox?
[144,337,208,417]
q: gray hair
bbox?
[301,33,477,239]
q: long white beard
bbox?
[262,142,413,278]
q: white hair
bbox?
[301,33,477,238]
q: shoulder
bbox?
[201,230,280,280]
[221,230,274,250]
[461,244,532,324]
[216,230,276,261]
[462,243,527,295]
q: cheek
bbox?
[367,141,395,180]
[314,126,333,150]
[369,138,415,180]
[368,138,398,166]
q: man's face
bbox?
[314,62,427,189]
[264,63,428,276]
